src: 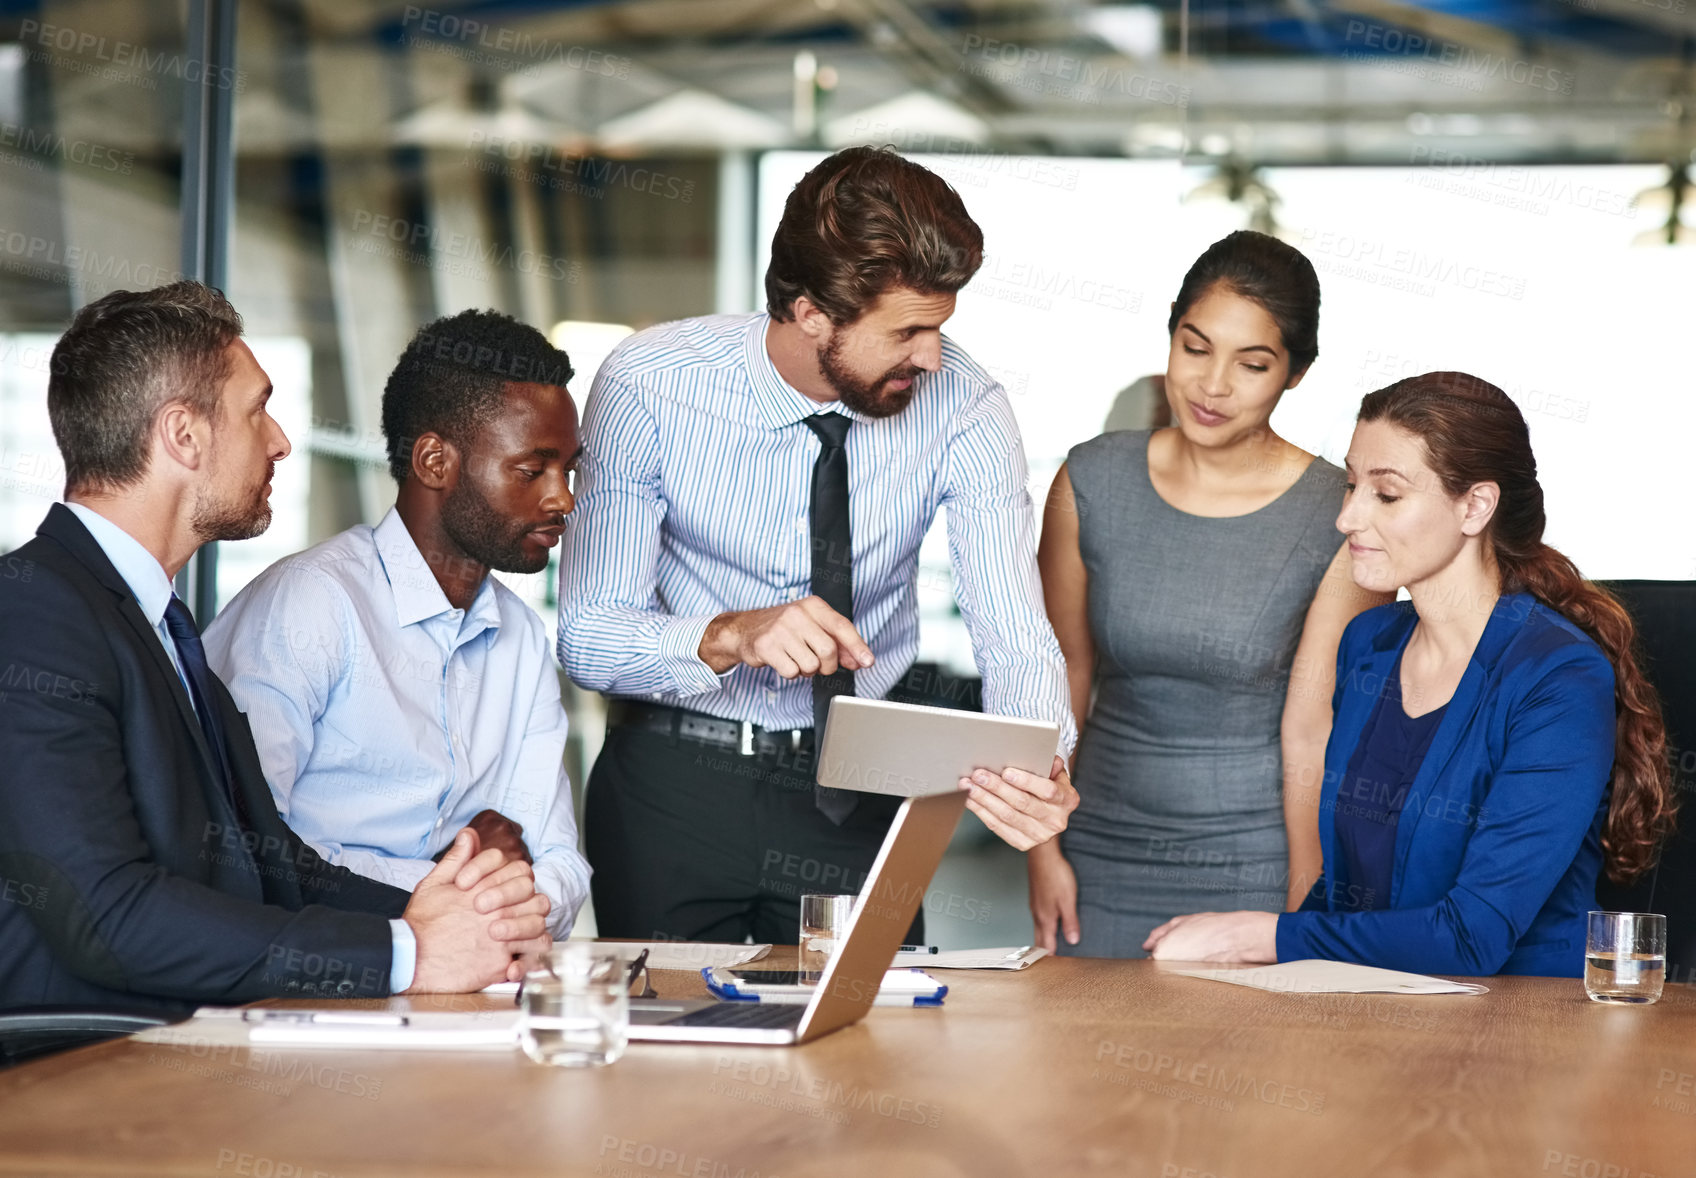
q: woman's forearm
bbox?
[1281,731,1326,909]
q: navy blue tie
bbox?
[802,413,858,825]
[163,596,236,807]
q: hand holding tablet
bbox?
[814,697,1077,849]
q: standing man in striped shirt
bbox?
[557,146,1078,942]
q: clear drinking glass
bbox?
[1585,911,1667,1004]
[518,943,628,1066]
[799,893,857,982]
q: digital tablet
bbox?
[814,696,1060,798]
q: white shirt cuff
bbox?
[656,612,736,695]
[389,918,417,993]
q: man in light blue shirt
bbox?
[0,281,547,1013]
[206,310,590,937]
[557,146,1079,942]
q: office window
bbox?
[760,150,1684,639]
[0,5,186,552]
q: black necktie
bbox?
[163,596,237,809]
[802,413,858,825]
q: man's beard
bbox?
[818,332,921,419]
[191,461,273,542]
[441,475,550,575]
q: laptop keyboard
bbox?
[671,1002,805,1029]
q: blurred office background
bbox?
[0,0,1689,944]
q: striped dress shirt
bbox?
[555,311,1077,754]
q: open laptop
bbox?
[627,700,1060,1046]
[626,790,967,1045]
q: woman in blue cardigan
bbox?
[1143,371,1676,976]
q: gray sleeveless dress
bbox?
[1058,430,1347,958]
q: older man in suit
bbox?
[0,281,550,1014]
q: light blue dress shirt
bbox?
[65,503,187,689]
[204,507,590,938]
[556,312,1076,753]
[63,502,416,991]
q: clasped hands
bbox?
[402,825,551,994]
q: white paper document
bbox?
[134,1008,252,1049]
[481,941,772,995]
[891,946,1049,970]
[1169,959,1489,995]
[604,941,772,970]
[245,1009,520,1049]
[135,1006,521,1050]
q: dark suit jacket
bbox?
[1278,593,1614,977]
[0,504,411,1014]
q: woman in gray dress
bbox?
[1030,231,1388,957]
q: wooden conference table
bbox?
[1,953,1693,1178]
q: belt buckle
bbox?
[739,720,754,757]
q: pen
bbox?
[242,1010,409,1026]
[625,947,650,989]
[897,945,939,954]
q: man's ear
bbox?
[1459,480,1500,537]
[411,432,459,491]
[792,296,834,344]
[155,400,211,474]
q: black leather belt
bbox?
[607,699,815,759]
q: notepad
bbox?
[603,941,773,970]
[481,941,772,995]
[245,1009,520,1049]
[134,1006,522,1050]
[891,946,1049,970]
[1169,959,1489,995]
[704,967,947,1005]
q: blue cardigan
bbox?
[1276,593,1614,977]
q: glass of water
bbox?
[518,943,628,1066]
[1585,911,1667,1004]
[799,893,857,982]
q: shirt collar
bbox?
[372,507,502,636]
[63,501,177,627]
[742,312,863,432]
